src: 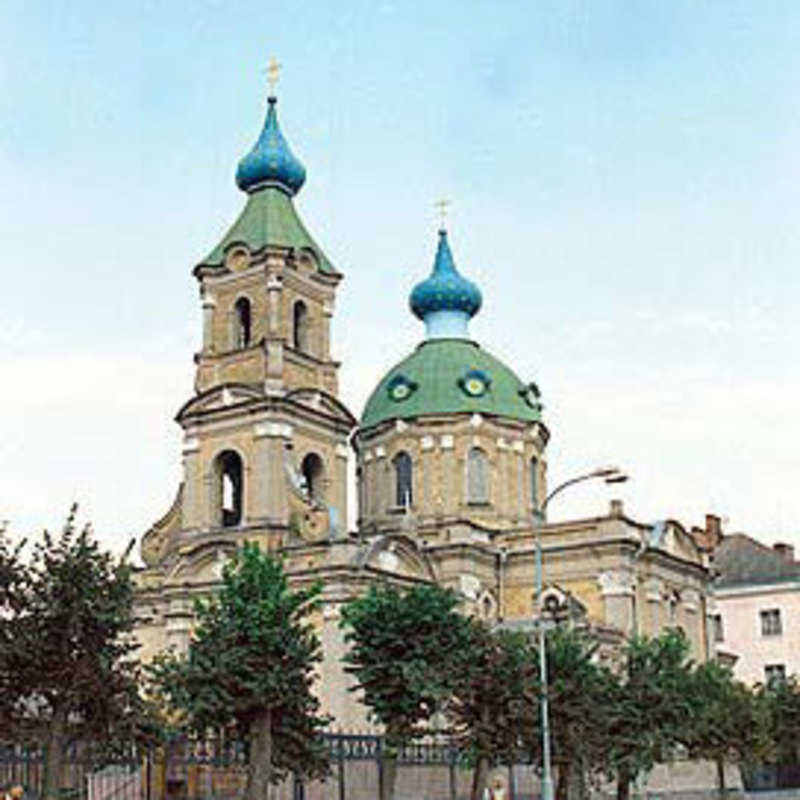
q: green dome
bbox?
[361,339,542,429]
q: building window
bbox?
[467,447,489,504]
[711,613,724,643]
[392,452,413,507]
[760,608,782,636]
[765,664,786,686]
[234,297,251,348]
[215,450,243,527]
[301,453,324,501]
[668,592,679,624]
[293,300,309,352]
[530,456,538,507]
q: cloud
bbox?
[4,327,798,562]
[0,352,191,554]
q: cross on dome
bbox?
[435,198,450,230]
[235,60,306,195]
[266,56,281,96]
[409,225,482,340]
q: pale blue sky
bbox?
[2,1,799,550]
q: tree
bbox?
[545,627,618,800]
[150,543,329,800]
[0,507,145,800]
[604,629,695,800]
[446,622,540,800]
[680,660,770,796]
[340,582,472,800]
[0,521,26,730]
[760,674,800,766]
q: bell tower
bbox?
[139,73,355,587]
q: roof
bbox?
[235,96,306,195]
[714,533,800,589]
[360,338,542,429]
[199,186,336,273]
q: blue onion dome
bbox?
[235,96,306,195]
[409,229,482,339]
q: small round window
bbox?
[387,374,418,402]
[520,381,543,411]
[459,369,491,398]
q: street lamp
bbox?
[533,466,629,800]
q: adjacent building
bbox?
[712,535,800,684]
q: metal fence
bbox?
[0,734,545,800]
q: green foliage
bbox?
[340,582,471,741]
[604,629,694,791]
[0,506,144,745]
[447,622,539,768]
[545,627,617,788]
[149,543,329,784]
[681,660,770,773]
[760,674,800,764]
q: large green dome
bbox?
[361,339,542,429]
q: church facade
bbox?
[133,83,717,727]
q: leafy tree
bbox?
[604,629,694,800]
[760,674,800,765]
[446,622,539,800]
[0,507,145,800]
[150,543,329,800]
[545,627,618,800]
[680,660,770,796]
[0,522,26,730]
[340,582,472,800]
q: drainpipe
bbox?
[497,546,507,621]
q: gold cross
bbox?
[435,198,450,229]
[266,56,281,95]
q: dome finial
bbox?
[265,55,281,98]
[409,223,482,340]
[235,60,306,196]
[435,198,450,232]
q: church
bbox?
[133,76,717,727]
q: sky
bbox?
[1,1,799,556]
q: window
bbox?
[301,453,324,501]
[765,664,786,686]
[215,450,243,527]
[293,300,308,352]
[234,297,251,348]
[530,456,539,507]
[761,608,782,636]
[392,452,413,507]
[467,448,489,504]
[668,593,679,623]
[711,613,724,643]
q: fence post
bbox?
[377,736,384,800]
[145,749,152,800]
[338,744,345,800]
[449,747,457,800]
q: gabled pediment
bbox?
[357,534,437,582]
[284,387,357,426]
[177,383,263,421]
[166,541,238,584]
[649,519,702,563]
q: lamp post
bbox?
[533,466,629,800]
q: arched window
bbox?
[467,447,489,504]
[293,300,308,352]
[392,452,413,507]
[234,297,251,348]
[215,450,243,527]
[301,452,324,501]
[530,456,539,508]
